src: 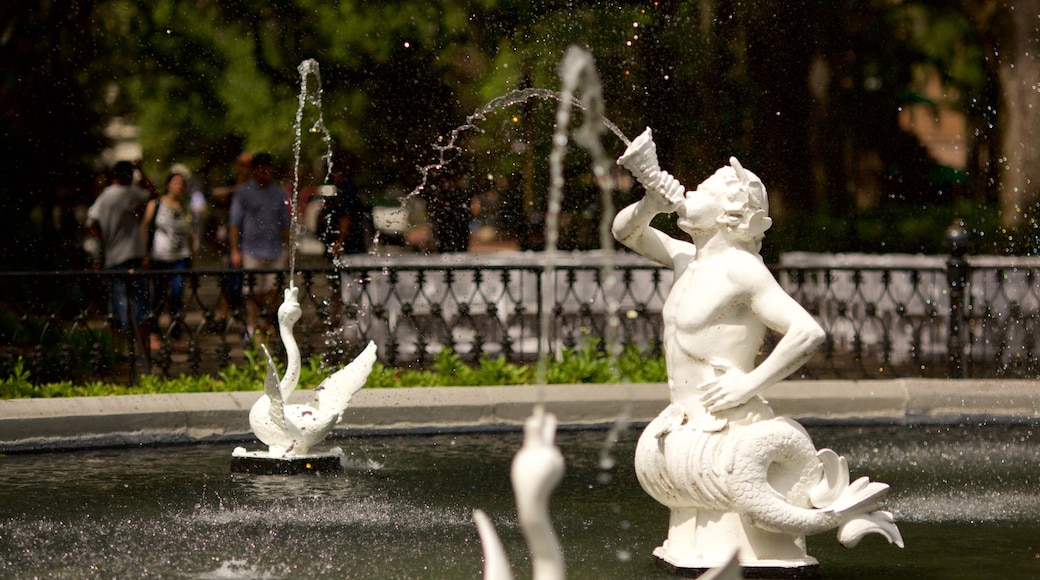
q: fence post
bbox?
[943,218,972,378]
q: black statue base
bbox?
[231,448,344,475]
[655,556,820,579]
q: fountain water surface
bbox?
[1,424,1037,578]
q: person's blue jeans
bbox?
[109,259,149,331]
[150,258,191,317]
[220,255,244,316]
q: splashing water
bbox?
[290,59,335,287]
[538,46,626,389]
[597,404,632,484]
[541,47,633,471]
[403,48,634,436]
[405,87,630,207]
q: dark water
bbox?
[0,424,1037,579]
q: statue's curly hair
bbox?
[712,157,772,252]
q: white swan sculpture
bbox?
[242,286,377,458]
[474,405,566,580]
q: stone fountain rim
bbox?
[1,378,1038,453]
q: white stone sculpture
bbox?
[475,405,566,580]
[611,128,903,574]
[235,286,376,459]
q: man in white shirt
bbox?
[87,160,156,348]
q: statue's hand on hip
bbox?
[698,360,757,413]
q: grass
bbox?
[0,343,667,399]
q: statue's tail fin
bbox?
[837,509,904,548]
[812,449,904,549]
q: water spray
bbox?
[290,59,335,289]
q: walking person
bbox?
[228,152,291,341]
[141,170,194,346]
[87,159,157,355]
[318,152,370,338]
[319,152,369,263]
[425,167,472,253]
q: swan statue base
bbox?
[230,446,345,475]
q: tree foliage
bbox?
[1,0,1034,271]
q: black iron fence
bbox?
[2,249,1038,385]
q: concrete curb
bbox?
[2,379,1038,452]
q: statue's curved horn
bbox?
[729,156,750,184]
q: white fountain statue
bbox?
[474,405,565,580]
[611,128,903,574]
[232,286,377,473]
[473,405,743,580]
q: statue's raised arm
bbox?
[611,128,691,268]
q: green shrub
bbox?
[0,344,668,399]
[0,358,33,398]
[545,343,617,384]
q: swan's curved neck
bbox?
[518,497,564,580]
[278,311,301,399]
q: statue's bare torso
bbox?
[662,250,770,418]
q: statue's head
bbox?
[702,157,772,250]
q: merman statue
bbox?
[234,286,376,465]
[612,128,903,574]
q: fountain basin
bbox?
[1,380,1037,577]
[0,423,1037,578]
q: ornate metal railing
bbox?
[2,250,1038,385]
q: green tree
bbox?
[4,0,1035,270]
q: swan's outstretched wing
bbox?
[283,404,340,451]
[260,344,287,433]
[473,509,513,580]
[316,341,377,415]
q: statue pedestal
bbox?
[231,447,343,475]
[652,507,820,578]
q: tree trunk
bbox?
[990,0,1040,228]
